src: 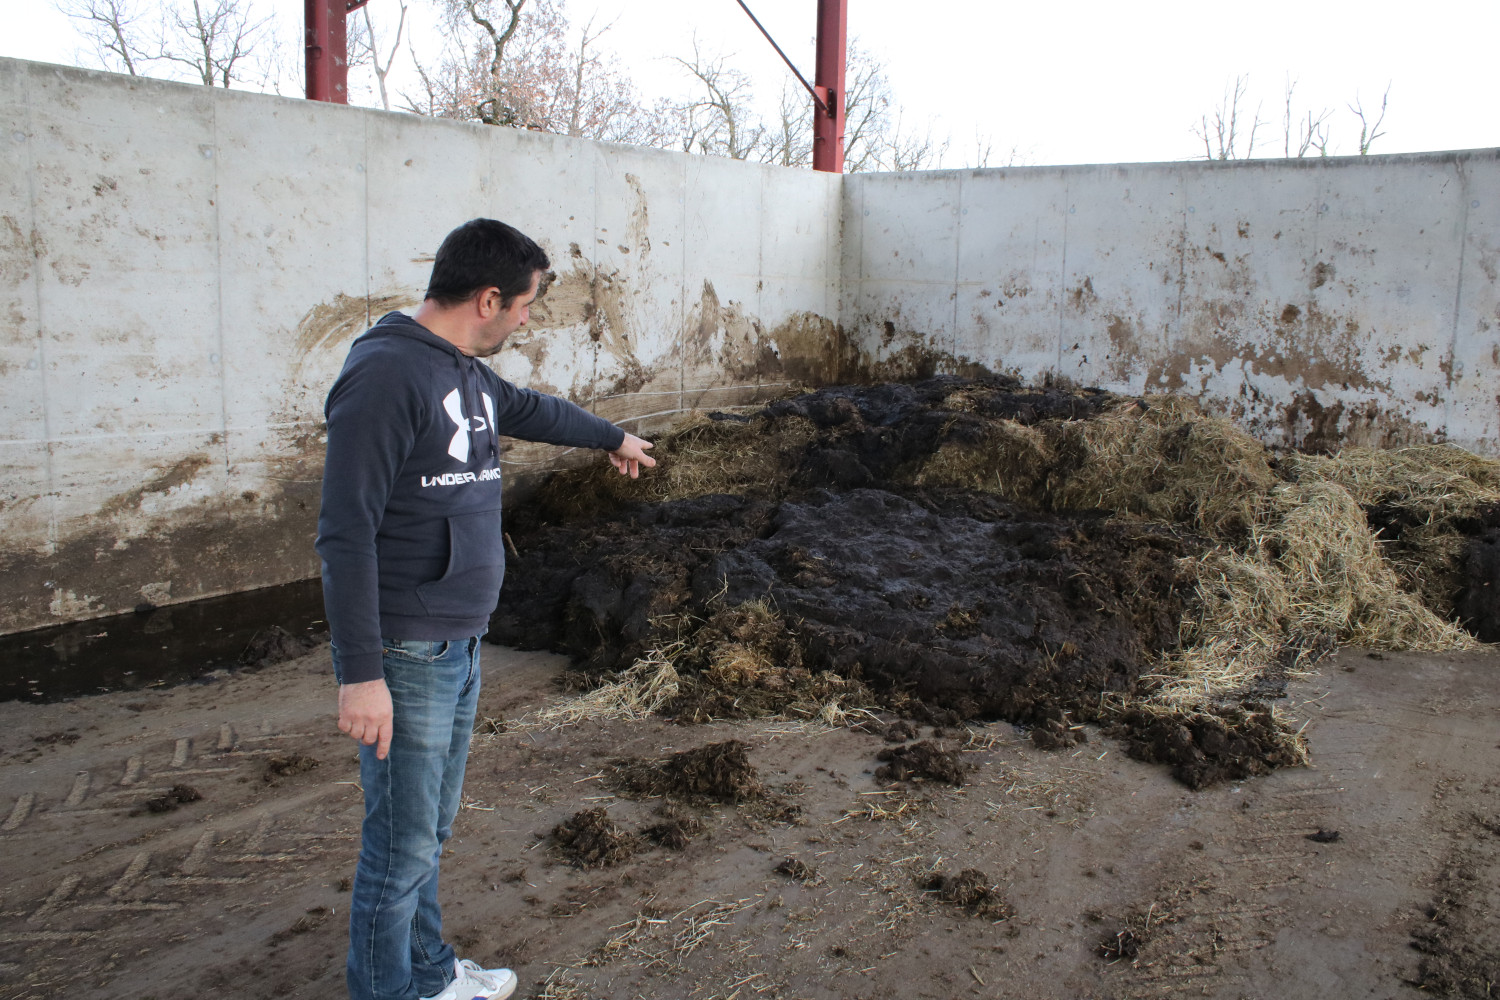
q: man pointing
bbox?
[317,219,654,1000]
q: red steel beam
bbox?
[306,1,369,103]
[812,0,848,173]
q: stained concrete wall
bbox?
[5,56,1497,636]
[842,151,1500,453]
[0,58,841,634]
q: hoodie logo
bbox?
[441,388,495,463]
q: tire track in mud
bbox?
[1103,653,1500,999]
[0,711,357,1000]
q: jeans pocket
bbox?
[381,638,451,663]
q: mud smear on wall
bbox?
[624,173,651,259]
[294,291,413,355]
[96,453,214,518]
[1279,391,1438,454]
[847,316,959,384]
[760,312,843,385]
[685,280,760,384]
[528,267,844,404]
[525,262,657,399]
[1102,298,1396,401]
[2,286,412,633]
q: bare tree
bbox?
[448,0,527,125]
[561,17,639,139]
[740,39,956,173]
[404,0,677,147]
[838,40,893,172]
[157,0,269,87]
[674,39,765,159]
[53,0,149,75]
[349,0,407,111]
[1349,85,1390,155]
[1282,77,1332,158]
[763,81,812,168]
[875,110,947,172]
[1194,75,1265,160]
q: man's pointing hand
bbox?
[608,432,656,479]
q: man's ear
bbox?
[475,287,501,319]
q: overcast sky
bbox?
[2,0,1494,167]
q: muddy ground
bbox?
[0,643,1497,1000]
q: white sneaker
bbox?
[420,958,517,1000]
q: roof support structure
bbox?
[734,0,848,173]
[305,0,370,103]
[812,0,848,173]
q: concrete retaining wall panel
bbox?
[585,142,687,426]
[850,175,961,371]
[847,151,1500,453]
[755,166,841,386]
[490,130,599,421]
[950,168,1069,379]
[0,58,843,634]
[683,153,761,411]
[1446,161,1500,453]
[1057,165,1186,388]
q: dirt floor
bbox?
[1,642,1496,1000]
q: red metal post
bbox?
[306,1,367,103]
[812,0,848,173]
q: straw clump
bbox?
[525,412,815,521]
[1282,445,1500,616]
[1047,397,1277,539]
[657,602,876,725]
[914,418,1052,502]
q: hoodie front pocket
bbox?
[415,508,504,618]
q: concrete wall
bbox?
[842,151,1500,453]
[5,55,1496,634]
[0,58,840,634]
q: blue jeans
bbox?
[334,636,482,1000]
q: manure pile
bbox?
[492,376,1500,788]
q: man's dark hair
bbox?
[424,218,551,308]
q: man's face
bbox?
[473,271,541,357]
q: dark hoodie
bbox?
[315,312,625,685]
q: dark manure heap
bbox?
[493,375,1499,788]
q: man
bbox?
[317,218,654,1000]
